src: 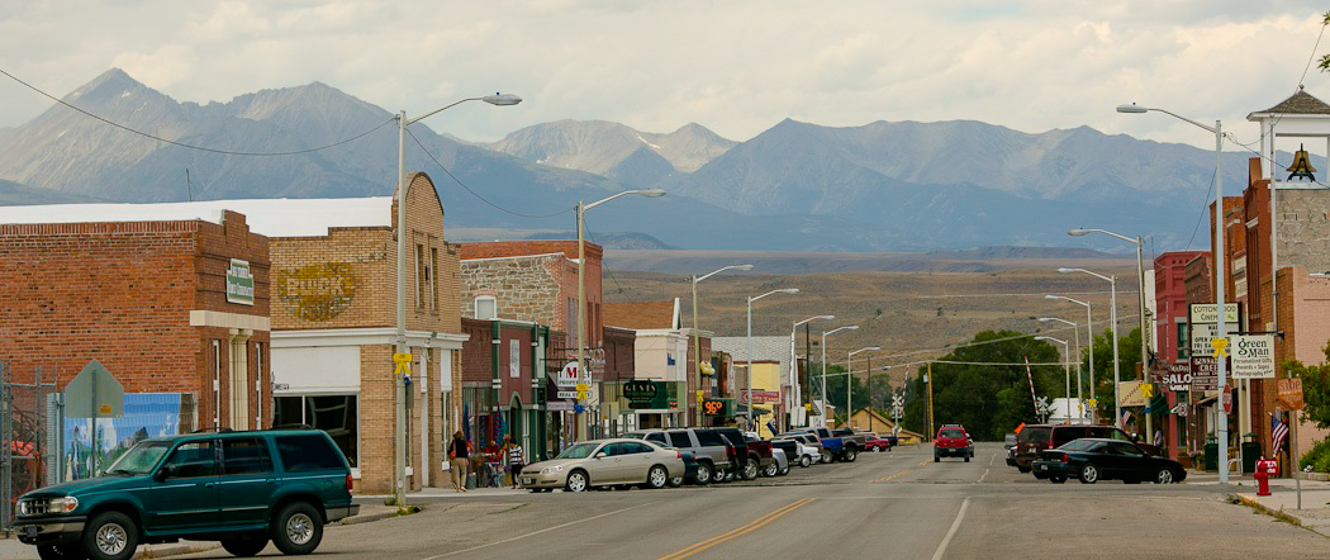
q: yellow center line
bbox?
[653,498,816,560]
[873,469,912,483]
[917,459,931,466]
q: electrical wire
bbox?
[406,128,574,219]
[580,215,632,298]
[1184,166,1217,250]
[1298,13,1329,90]
[0,67,395,156]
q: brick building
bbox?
[0,205,271,477]
[264,173,466,493]
[603,300,694,430]
[460,318,550,464]
[1153,251,1207,460]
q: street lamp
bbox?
[394,93,520,507]
[820,325,859,428]
[790,315,835,430]
[1116,102,1225,480]
[576,189,666,440]
[1035,336,1072,422]
[690,264,754,426]
[1059,267,1120,426]
[1046,295,1096,423]
[1038,317,1083,421]
[746,288,799,429]
[846,346,881,428]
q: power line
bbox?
[0,66,395,156]
[581,215,632,299]
[1184,166,1217,251]
[406,128,573,219]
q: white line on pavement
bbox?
[931,497,971,560]
[419,501,659,560]
[977,469,989,484]
[988,452,996,467]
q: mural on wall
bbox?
[63,393,193,481]
[276,262,357,321]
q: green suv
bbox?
[15,429,358,560]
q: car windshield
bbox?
[104,440,171,476]
[557,443,601,459]
[1058,439,1101,452]
[940,429,964,438]
[622,433,645,440]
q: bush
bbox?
[1299,438,1330,473]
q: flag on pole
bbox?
[1272,413,1289,456]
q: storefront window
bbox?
[273,395,359,468]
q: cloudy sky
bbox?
[2,1,1327,149]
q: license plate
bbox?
[22,526,37,537]
[1038,465,1047,471]
[522,478,533,485]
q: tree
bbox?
[1283,342,1330,429]
[900,330,1063,441]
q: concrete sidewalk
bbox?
[1232,476,1330,537]
[358,486,533,501]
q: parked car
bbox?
[519,438,686,493]
[1004,432,1018,450]
[709,427,774,481]
[793,427,858,462]
[1009,424,1162,473]
[624,429,732,484]
[776,434,824,466]
[768,448,791,477]
[863,433,893,452]
[1030,438,1187,484]
[14,429,358,560]
[934,424,974,462]
[832,429,868,459]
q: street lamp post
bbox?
[394,93,520,507]
[1035,336,1072,421]
[1047,295,1096,423]
[1057,268,1119,425]
[820,325,859,428]
[576,189,666,440]
[691,265,754,426]
[746,288,799,429]
[1117,102,1225,481]
[791,315,835,429]
[1038,317,1083,422]
[846,347,881,428]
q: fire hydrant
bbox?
[1254,458,1278,497]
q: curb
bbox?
[338,509,397,526]
[1233,493,1320,535]
[133,542,221,559]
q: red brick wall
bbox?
[461,319,494,384]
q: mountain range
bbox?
[0,68,1261,252]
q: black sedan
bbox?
[1030,438,1187,484]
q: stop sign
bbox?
[1221,384,1233,414]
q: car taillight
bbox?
[676,451,682,460]
[346,473,354,492]
[1059,453,1070,464]
[1046,441,1053,449]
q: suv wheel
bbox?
[843,448,858,462]
[1078,464,1100,484]
[819,453,832,464]
[38,545,86,560]
[644,466,668,489]
[272,502,323,555]
[221,535,269,557]
[668,475,684,488]
[742,459,759,480]
[694,462,713,485]
[799,455,812,468]
[83,511,138,560]
[763,461,779,477]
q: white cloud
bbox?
[0,1,1328,149]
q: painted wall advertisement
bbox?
[63,393,192,481]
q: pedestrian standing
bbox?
[501,435,526,489]
[449,431,471,493]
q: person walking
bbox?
[501,435,526,489]
[449,431,471,493]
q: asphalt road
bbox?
[178,443,1326,560]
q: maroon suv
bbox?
[934,424,974,462]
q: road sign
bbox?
[1231,335,1275,379]
[1221,384,1233,414]
[65,359,124,419]
[1277,378,1305,410]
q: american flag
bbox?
[1272,414,1289,456]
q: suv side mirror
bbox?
[153,465,175,482]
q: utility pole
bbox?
[927,361,935,441]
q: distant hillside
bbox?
[604,248,1134,275]
[0,179,100,205]
[526,231,677,250]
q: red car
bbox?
[863,433,893,452]
[934,424,974,462]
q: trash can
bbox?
[1241,434,1261,475]
[1204,437,1219,472]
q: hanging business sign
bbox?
[1190,323,1219,358]
[557,362,580,388]
[1189,357,1220,391]
[1230,334,1276,379]
[624,380,658,409]
[1189,303,1240,324]
[1152,362,1193,392]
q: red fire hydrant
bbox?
[1254,458,1278,496]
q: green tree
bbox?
[1081,327,1143,421]
[1282,342,1330,429]
[901,330,1063,441]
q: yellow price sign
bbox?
[392,352,413,376]
[1210,338,1229,358]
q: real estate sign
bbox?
[226,259,255,305]
[1230,334,1275,379]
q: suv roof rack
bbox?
[191,427,235,434]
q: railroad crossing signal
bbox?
[1035,396,1051,418]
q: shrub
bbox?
[1299,437,1330,473]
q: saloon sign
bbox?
[1152,363,1193,392]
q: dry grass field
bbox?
[603,264,1143,380]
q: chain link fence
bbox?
[0,362,58,536]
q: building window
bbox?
[1177,324,1190,359]
[476,296,497,320]
[273,395,359,468]
[415,243,426,309]
[430,247,439,312]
